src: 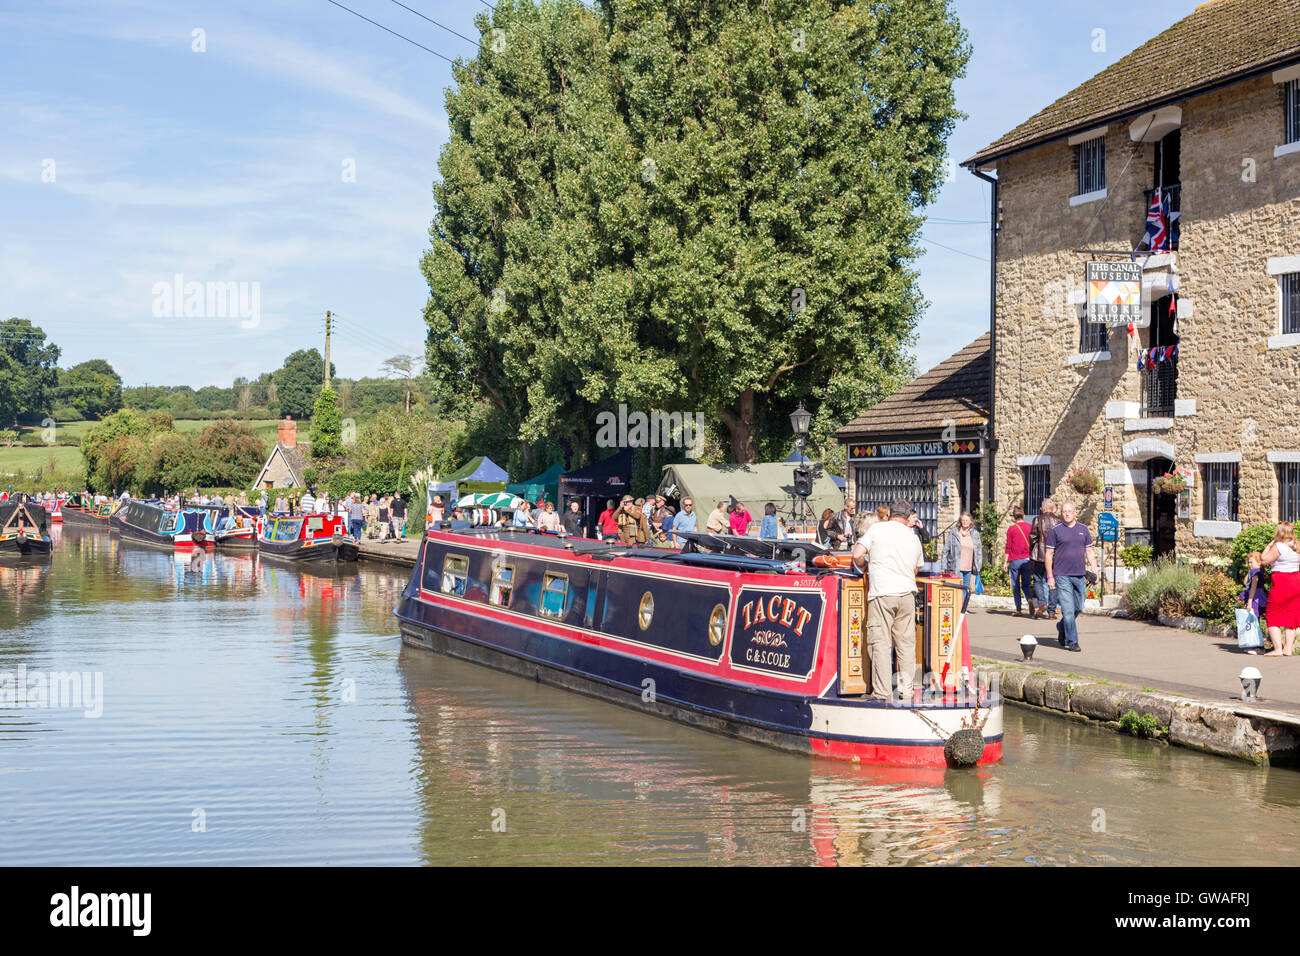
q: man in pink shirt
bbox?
[1005,506,1035,617]
[728,500,752,535]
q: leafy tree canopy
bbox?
[0,318,61,426]
[272,349,334,420]
[422,0,967,462]
[59,359,123,420]
[308,386,343,459]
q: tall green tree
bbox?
[0,318,61,425]
[59,359,123,420]
[308,386,343,459]
[272,349,334,420]
[422,0,966,462]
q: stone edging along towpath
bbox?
[977,661,1300,767]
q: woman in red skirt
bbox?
[1262,522,1300,656]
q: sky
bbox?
[0,0,1207,387]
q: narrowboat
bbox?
[213,506,261,549]
[40,497,63,523]
[60,493,103,527]
[395,526,1003,768]
[110,499,186,550]
[258,513,359,563]
[0,502,54,556]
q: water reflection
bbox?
[0,526,1297,865]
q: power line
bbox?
[920,235,988,262]
[387,0,478,46]
[322,0,458,64]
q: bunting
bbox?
[1136,344,1179,370]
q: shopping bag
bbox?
[972,574,983,595]
[1236,608,1263,650]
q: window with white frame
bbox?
[1079,315,1109,353]
[1201,462,1239,521]
[1287,79,1300,145]
[1280,463,1300,522]
[1077,136,1106,195]
[1282,272,1300,334]
[1023,465,1050,517]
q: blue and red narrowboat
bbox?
[111,499,185,549]
[214,507,261,549]
[394,526,1002,768]
[0,502,54,556]
[257,513,359,563]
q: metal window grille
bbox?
[1079,315,1109,353]
[1288,80,1300,145]
[854,463,937,537]
[1283,273,1300,335]
[1077,137,1105,194]
[1023,465,1050,517]
[1281,463,1300,522]
[1201,462,1239,521]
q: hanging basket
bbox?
[1069,471,1102,495]
[1153,475,1187,496]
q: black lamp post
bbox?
[790,402,812,534]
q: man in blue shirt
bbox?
[671,498,697,545]
[1044,501,1099,652]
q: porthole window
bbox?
[708,604,727,646]
[638,592,654,630]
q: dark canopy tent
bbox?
[506,462,563,506]
[558,449,634,537]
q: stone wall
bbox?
[990,73,1300,558]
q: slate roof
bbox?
[252,442,308,488]
[836,333,989,440]
[966,0,1300,167]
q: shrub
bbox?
[1123,557,1201,619]
[1192,570,1240,625]
[1231,523,1276,582]
[1119,710,1161,738]
[980,563,1010,597]
[1120,543,1153,568]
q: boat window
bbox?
[709,604,727,647]
[540,572,568,618]
[307,516,325,533]
[271,518,304,542]
[441,555,470,596]
[490,564,514,607]
[638,591,654,630]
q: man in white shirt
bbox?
[851,497,924,701]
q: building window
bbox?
[1079,315,1109,353]
[854,463,937,537]
[1077,136,1106,194]
[1282,273,1300,334]
[1201,462,1239,521]
[1287,79,1300,145]
[1023,465,1051,517]
[1281,463,1300,522]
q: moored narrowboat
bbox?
[258,513,358,563]
[0,502,54,556]
[395,526,1002,768]
[214,506,261,549]
[111,499,185,550]
[40,497,63,523]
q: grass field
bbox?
[0,418,281,480]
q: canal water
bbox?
[1,525,1298,866]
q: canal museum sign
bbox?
[847,437,984,461]
[1086,260,1142,326]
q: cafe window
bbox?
[1077,136,1106,195]
[441,555,470,596]
[854,463,937,537]
[540,572,568,618]
[1201,462,1239,521]
[490,564,514,607]
[1282,273,1300,335]
[1281,463,1300,522]
[1023,465,1050,517]
[1079,315,1109,353]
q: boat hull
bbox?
[0,534,53,556]
[61,507,110,529]
[258,538,359,563]
[395,534,1002,768]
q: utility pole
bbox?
[324,311,332,390]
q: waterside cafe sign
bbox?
[1087,261,1142,327]
[848,437,983,462]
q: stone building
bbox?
[251,416,308,490]
[964,0,1300,558]
[836,334,989,539]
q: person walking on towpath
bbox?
[1028,497,1060,620]
[1262,522,1300,657]
[1044,501,1098,653]
[851,498,924,701]
[942,511,982,593]
[1005,506,1036,618]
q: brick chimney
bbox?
[278,414,297,448]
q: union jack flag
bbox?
[1136,189,1170,256]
